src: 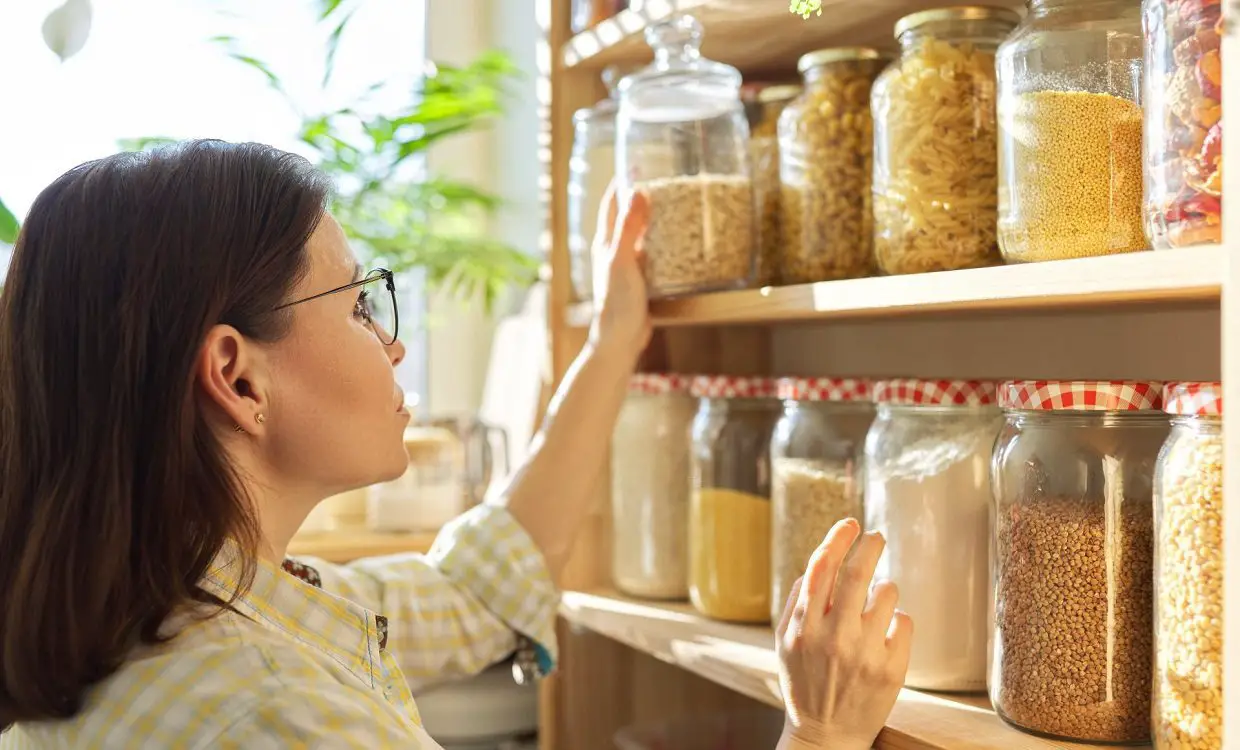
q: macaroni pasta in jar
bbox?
[871,7,1019,275]
[688,375,780,623]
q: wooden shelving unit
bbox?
[535,0,1240,748]
[566,244,1224,328]
[561,590,1146,750]
[287,527,437,563]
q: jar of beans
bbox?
[1153,382,1223,750]
[991,381,1170,744]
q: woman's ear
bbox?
[196,324,271,435]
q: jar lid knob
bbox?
[644,14,703,65]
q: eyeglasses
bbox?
[276,268,400,345]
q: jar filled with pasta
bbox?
[1144,0,1223,249]
[872,7,1019,275]
[689,375,780,623]
[744,83,801,287]
[568,66,623,304]
[1154,382,1223,750]
[779,49,888,284]
[997,0,1147,263]
[769,377,873,625]
[611,374,697,600]
[616,15,756,298]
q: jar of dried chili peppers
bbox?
[1143,0,1223,249]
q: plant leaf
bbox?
[321,8,355,87]
[318,0,347,20]
[0,199,19,245]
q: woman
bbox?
[0,140,910,749]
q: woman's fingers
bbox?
[777,575,804,636]
[863,579,899,641]
[831,531,886,621]
[887,610,914,668]
[610,191,649,266]
[798,518,862,625]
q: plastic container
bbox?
[997,0,1148,262]
[368,427,466,532]
[872,7,1019,275]
[1153,382,1223,750]
[769,377,873,624]
[865,379,1000,692]
[992,380,1169,744]
[614,709,785,750]
[778,48,887,284]
[688,375,779,623]
[1143,0,1224,249]
[568,66,625,304]
[744,83,801,287]
[610,373,697,600]
[616,15,756,298]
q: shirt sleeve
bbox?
[210,682,440,750]
[295,503,559,692]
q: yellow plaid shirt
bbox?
[0,503,558,749]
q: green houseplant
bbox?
[5,0,537,310]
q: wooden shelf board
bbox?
[561,589,1150,750]
[563,0,1025,74]
[566,245,1223,328]
[287,527,437,563]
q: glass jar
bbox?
[1153,382,1223,750]
[779,49,887,284]
[872,7,1019,275]
[864,379,1000,692]
[744,83,801,287]
[1143,0,1224,249]
[369,427,465,532]
[997,0,1147,263]
[992,380,1169,744]
[769,377,873,625]
[610,374,697,600]
[568,66,624,304]
[688,376,780,623]
[616,15,756,299]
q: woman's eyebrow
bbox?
[351,262,364,283]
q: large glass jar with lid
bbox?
[688,375,780,623]
[997,0,1148,263]
[610,373,696,600]
[744,83,800,287]
[769,377,873,625]
[872,7,1019,275]
[616,15,756,299]
[568,66,625,304]
[1143,0,1223,250]
[992,380,1169,744]
[778,48,887,284]
[865,379,1001,692]
[1153,382,1223,750]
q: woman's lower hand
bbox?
[775,519,913,750]
[589,183,651,368]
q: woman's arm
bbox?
[493,188,651,577]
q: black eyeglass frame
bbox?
[275,267,399,345]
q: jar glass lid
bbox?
[617,14,743,124]
[1162,381,1223,416]
[999,380,1163,411]
[873,378,998,407]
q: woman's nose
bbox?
[386,334,406,367]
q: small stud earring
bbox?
[255,413,266,425]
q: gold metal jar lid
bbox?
[796,47,888,74]
[893,5,1022,38]
[756,83,803,103]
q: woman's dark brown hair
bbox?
[0,140,332,728]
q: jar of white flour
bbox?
[864,378,1001,692]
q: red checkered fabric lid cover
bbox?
[776,377,871,402]
[872,379,998,406]
[1163,381,1222,416]
[690,375,778,399]
[629,373,692,395]
[1000,380,1163,411]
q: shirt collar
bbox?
[197,543,389,687]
